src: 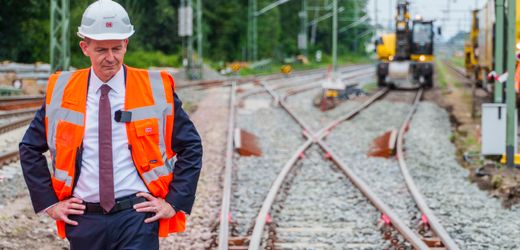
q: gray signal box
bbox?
[481,103,517,155]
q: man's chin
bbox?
[102,69,117,76]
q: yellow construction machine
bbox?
[376,0,435,88]
[464,0,520,91]
[375,34,396,61]
[464,10,480,83]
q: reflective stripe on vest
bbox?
[126,71,173,184]
[54,168,73,187]
[47,71,83,188]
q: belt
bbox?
[84,195,147,214]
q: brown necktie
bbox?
[99,84,115,212]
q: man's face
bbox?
[79,39,128,82]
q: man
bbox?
[19,0,202,249]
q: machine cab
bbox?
[411,20,434,57]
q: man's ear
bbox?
[79,41,89,56]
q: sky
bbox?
[366,0,489,40]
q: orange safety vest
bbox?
[44,66,186,239]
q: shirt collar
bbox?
[90,66,124,94]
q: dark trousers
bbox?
[66,209,159,250]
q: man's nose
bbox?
[106,50,115,61]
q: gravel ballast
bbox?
[405,102,520,249]
[324,95,421,230]
[232,93,305,236]
[269,144,387,249]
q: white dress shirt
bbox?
[73,67,148,203]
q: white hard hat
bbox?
[77,0,135,40]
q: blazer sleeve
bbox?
[165,92,203,214]
[19,103,59,213]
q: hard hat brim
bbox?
[77,31,134,41]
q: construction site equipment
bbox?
[376,0,436,89]
[280,65,293,74]
[464,0,520,94]
[464,10,480,84]
[375,34,396,62]
[77,0,135,40]
[465,0,519,166]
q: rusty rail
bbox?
[0,149,19,167]
[0,117,33,134]
[282,67,375,99]
[218,64,374,249]
[444,61,467,79]
[249,87,431,250]
[218,82,237,250]
[249,86,450,250]
[0,107,39,120]
[177,64,371,90]
[396,89,460,250]
[0,97,44,111]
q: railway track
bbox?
[0,95,44,111]
[396,91,459,249]
[443,61,473,86]
[218,65,375,249]
[443,62,467,80]
[247,87,431,249]
[0,107,39,120]
[0,116,33,135]
[176,64,372,90]
[0,149,19,167]
[217,63,462,249]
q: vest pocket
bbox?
[133,119,164,168]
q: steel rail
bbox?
[218,82,237,250]
[315,88,389,137]
[444,61,467,79]
[237,76,323,101]
[0,149,19,167]
[0,117,33,134]
[257,63,370,82]
[316,140,429,250]
[249,87,430,250]
[247,140,314,250]
[281,72,374,101]
[240,64,373,101]
[177,64,371,90]
[218,64,372,249]
[282,69,375,99]
[0,108,39,120]
[396,88,460,250]
[248,90,386,249]
[261,83,315,134]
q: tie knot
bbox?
[100,84,112,96]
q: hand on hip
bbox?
[46,197,85,226]
[133,192,176,223]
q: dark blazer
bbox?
[19,73,203,215]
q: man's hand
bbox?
[46,198,85,226]
[134,192,176,223]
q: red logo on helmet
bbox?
[106,22,113,28]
